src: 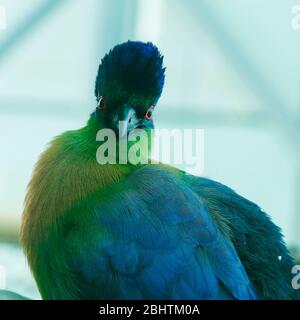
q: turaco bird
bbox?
[21,41,298,300]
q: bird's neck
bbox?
[21,117,138,268]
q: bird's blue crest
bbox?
[95,41,165,105]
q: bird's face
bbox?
[94,41,165,138]
[95,94,155,138]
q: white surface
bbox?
[0,243,40,300]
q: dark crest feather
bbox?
[95,41,165,104]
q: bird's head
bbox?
[94,41,165,137]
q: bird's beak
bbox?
[112,105,139,138]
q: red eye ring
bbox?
[97,96,107,111]
[145,105,155,120]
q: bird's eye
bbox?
[97,96,107,111]
[145,105,155,120]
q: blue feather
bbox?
[64,165,256,299]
